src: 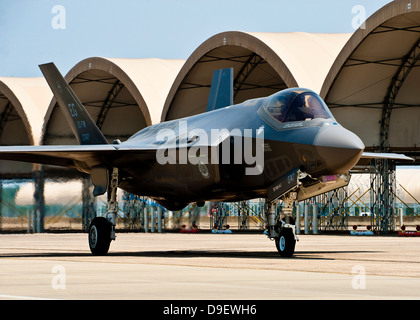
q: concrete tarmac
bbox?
[0,232,420,300]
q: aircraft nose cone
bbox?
[314,124,364,174]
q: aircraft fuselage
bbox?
[115,89,364,209]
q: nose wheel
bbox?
[275,228,296,257]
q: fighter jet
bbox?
[0,63,412,256]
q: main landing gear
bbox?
[88,168,118,255]
[266,192,298,257]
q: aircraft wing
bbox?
[0,145,118,171]
[0,144,158,173]
[360,152,414,162]
[354,151,414,168]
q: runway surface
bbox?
[0,232,420,300]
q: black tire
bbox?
[89,217,112,256]
[275,228,296,257]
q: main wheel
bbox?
[88,217,112,256]
[275,228,296,257]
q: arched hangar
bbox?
[162,31,351,121]
[321,0,420,163]
[0,77,51,177]
[42,57,184,148]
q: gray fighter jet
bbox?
[0,63,411,256]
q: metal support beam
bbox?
[0,181,2,232]
[304,203,310,234]
[370,158,396,233]
[33,169,45,233]
[318,187,349,231]
[157,206,162,233]
[295,203,301,235]
[72,76,117,85]
[345,57,403,68]
[371,25,420,35]
[233,53,264,99]
[144,206,149,233]
[178,53,286,96]
[199,53,260,64]
[380,37,420,151]
[0,101,14,137]
[329,102,420,109]
[210,202,227,230]
[237,201,249,230]
[96,80,124,130]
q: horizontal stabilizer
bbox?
[206,68,233,112]
[39,62,108,145]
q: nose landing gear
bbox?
[266,192,298,257]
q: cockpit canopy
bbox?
[263,89,334,123]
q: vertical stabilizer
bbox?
[39,62,108,145]
[206,68,233,112]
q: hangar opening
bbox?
[163,31,350,121]
[42,58,151,146]
[321,0,420,161]
[0,78,50,177]
[320,0,420,233]
[164,46,286,121]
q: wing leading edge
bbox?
[360,152,414,162]
[0,145,118,172]
[355,151,414,168]
[0,144,162,172]
[0,144,160,196]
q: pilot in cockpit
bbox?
[284,93,332,122]
[302,95,327,119]
[266,96,287,121]
[264,89,333,124]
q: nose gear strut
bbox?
[266,191,298,257]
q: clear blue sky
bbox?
[0,0,391,77]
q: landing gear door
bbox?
[267,168,300,202]
[91,166,109,196]
[297,173,350,201]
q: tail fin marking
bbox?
[39,62,108,145]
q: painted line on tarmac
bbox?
[0,294,59,300]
